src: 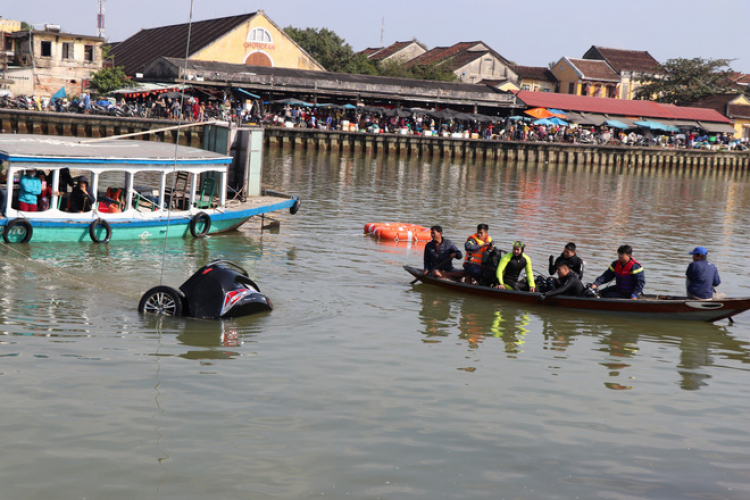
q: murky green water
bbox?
[2,150,750,499]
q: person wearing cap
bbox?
[591,244,644,299]
[686,247,721,300]
[548,242,584,280]
[495,241,535,292]
[423,225,463,278]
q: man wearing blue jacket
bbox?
[685,246,721,299]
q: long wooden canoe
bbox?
[404,266,750,323]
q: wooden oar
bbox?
[410,256,454,285]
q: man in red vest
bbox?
[591,245,645,299]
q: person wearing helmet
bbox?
[495,241,535,292]
[685,246,721,299]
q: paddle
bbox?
[410,255,455,284]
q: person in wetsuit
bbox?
[539,262,584,300]
[423,225,463,278]
[495,241,536,292]
[548,242,584,280]
[592,244,645,299]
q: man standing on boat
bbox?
[685,246,721,299]
[548,242,584,280]
[591,245,645,299]
[423,225,462,278]
[463,224,493,284]
[495,241,536,292]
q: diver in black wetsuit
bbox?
[540,262,584,300]
[548,242,584,280]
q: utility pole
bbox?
[97,0,106,39]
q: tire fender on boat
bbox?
[190,212,211,238]
[290,197,301,215]
[89,218,112,243]
[2,218,33,244]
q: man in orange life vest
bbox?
[463,224,494,284]
[591,245,645,299]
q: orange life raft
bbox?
[364,222,432,242]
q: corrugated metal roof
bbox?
[516,90,732,123]
[110,13,256,76]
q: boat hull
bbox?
[404,266,750,323]
[0,199,295,243]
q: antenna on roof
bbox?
[97,0,106,39]
[380,17,384,47]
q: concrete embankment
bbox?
[1,108,748,171]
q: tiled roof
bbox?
[360,47,381,57]
[685,93,750,119]
[110,13,256,76]
[514,65,557,83]
[405,42,479,68]
[368,41,414,61]
[584,46,661,74]
[516,90,732,123]
[567,58,620,82]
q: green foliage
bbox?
[20,21,32,31]
[87,66,131,95]
[102,44,114,61]
[284,26,355,72]
[634,57,737,105]
[284,25,458,82]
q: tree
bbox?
[283,26,355,72]
[634,57,737,105]
[87,66,131,95]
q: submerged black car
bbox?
[138,260,272,319]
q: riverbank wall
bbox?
[1,109,748,170]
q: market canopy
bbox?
[270,98,314,107]
[235,88,261,99]
[524,107,555,119]
[605,119,631,130]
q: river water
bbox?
[2,149,750,499]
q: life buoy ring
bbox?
[89,218,112,243]
[364,222,431,242]
[3,218,33,244]
[289,197,301,215]
[190,212,211,238]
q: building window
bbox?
[568,82,575,94]
[84,45,93,62]
[247,27,272,43]
[522,84,530,91]
[62,42,72,60]
[41,41,52,57]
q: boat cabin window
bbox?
[165,171,219,211]
[55,168,95,213]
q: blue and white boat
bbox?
[0,134,300,243]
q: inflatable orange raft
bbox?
[364,222,432,242]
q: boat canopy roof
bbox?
[0,134,232,169]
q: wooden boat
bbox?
[404,266,750,323]
[0,134,300,243]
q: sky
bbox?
[4,0,750,73]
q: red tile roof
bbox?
[368,41,414,61]
[361,47,381,57]
[404,41,511,72]
[567,58,620,82]
[516,90,732,123]
[513,66,557,83]
[584,46,660,74]
[685,94,750,119]
[111,13,256,76]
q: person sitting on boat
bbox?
[548,242,584,280]
[463,224,494,284]
[539,262,583,300]
[494,241,536,292]
[67,176,95,212]
[36,170,53,211]
[423,225,463,278]
[685,246,721,300]
[18,169,42,212]
[591,245,644,299]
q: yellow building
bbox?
[110,11,324,77]
[550,57,620,98]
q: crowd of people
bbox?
[422,224,722,301]
[1,168,94,216]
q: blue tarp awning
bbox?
[236,88,261,99]
[605,119,630,130]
